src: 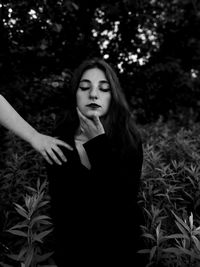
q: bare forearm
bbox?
[0,94,37,145]
[0,94,73,165]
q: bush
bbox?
[138,119,200,267]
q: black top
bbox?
[46,122,143,266]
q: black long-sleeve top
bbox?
[46,124,143,266]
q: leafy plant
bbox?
[138,120,200,266]
[5,179,53,267]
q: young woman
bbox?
[0,94,73,165]
[47,58,144,266]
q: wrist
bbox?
[28,129,40,147]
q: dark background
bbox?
[1,0,200,126]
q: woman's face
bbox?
[76,68,112,118]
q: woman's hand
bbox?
[76,107,105,140]
[30,132,73,165]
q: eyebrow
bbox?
[80,79,109,84]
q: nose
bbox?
[89,87,98,99]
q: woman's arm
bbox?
[0,94,73,165]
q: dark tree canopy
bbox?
[0,0,200,122]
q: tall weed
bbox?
[3,179,53,267]
[139,120,200,266]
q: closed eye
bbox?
[79,86,90,91]
[79,80,91,91]
[100,87,110,92]
[99,84,111,92]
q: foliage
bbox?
[0,131,50,265]
[2,114,200,266]
[0,0,200,122]
[138,119,200,266]
[1,179,54,267]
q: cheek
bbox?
[104,95,112,109]
[76,92,83,107]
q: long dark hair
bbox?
[57,57,141,152]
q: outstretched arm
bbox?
[0,94,73,165]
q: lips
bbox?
[86,103,101,108]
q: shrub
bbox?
[1,179,53,267]
[138,119,200,267]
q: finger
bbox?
[42,151,54,165]
[76,107,88,122]
[54,139,73,151]
[46,149,62,165]
[76,108,89,131]
[51,145,67,162]
[92,113,101,126]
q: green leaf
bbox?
[9,224,28,230]
[162,247,182,255]
[193,227,200,236]
[156,222,161,239]
[165,234,186,239]
[7,229,27,237]
[192,235,200,251]
[6,253,20,261]
[38,219,52,226]
[14,203,27,213]
[30,215,51,227]
[175,221,190,238]
[172,211,190,232]
[18,247,27,260]
[14,204,29,219]
[189,212,194,229]
[33,229,53,243]
[25,186,37,193]
[24,247,34,267]
[142,233,156,242]
[37,200,50,209]
[179,247,200,259]
[150,246,157,262]
[137,249,151,254]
